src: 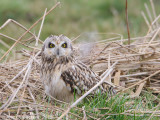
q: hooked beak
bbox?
[57,49,59,56]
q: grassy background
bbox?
[0,0,160,41]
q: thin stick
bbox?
[152,14,160,27]
[82,106,87,120]
[57,62,117,120]
[0,2,60,62]
[71,34,82,42]
[107,52,111,83]
[122,69,160,92]
[143,27,160,52]
[0,33,40,50]
[100,61,117,80]
[125,0,131,48]
[35,8,47,46]
[16,86,27,118]
[150,0,158,27]
[0,19,33,36]
[27,87,39,119]
[0,39,10,48]
[141,11,152,31]
[147,15,160,33]
[144,3,153,24]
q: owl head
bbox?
[41,34,73,59]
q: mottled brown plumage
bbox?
[40,35,115,102]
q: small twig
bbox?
[122,69,160,92]
[16,86,27,118]
[100,60,117,81]
[117,72,149,78]
[150,0,159,27]
[128,81,146,98]
[35,8,47,46]
[151,15,160,27]
[107,52,111,83]
[71,34,82,42]
[27,87,39,119]
[0,19,33,36]
[141,11,152,31]
[82,106,87,120]
[0,33,40,50]
[143,27,160,52]
[0,39,10,48]
[125,0,131,48]
[144,3,153,24]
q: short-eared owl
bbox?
[41,35,115,102]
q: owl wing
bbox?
[61,61,103,95]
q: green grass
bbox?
[71,92,160,119]
[42,91,160,119]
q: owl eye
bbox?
[61,43,67,48]
[48,43,55,48]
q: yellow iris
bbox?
[62,43,67,48]
[49,43,55,48]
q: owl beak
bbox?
[57,49,59,56]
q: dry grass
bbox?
[0,1,160,119]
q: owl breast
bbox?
[41,58,75,102]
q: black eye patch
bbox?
[48,43,55,48]
[61,43,67,48]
